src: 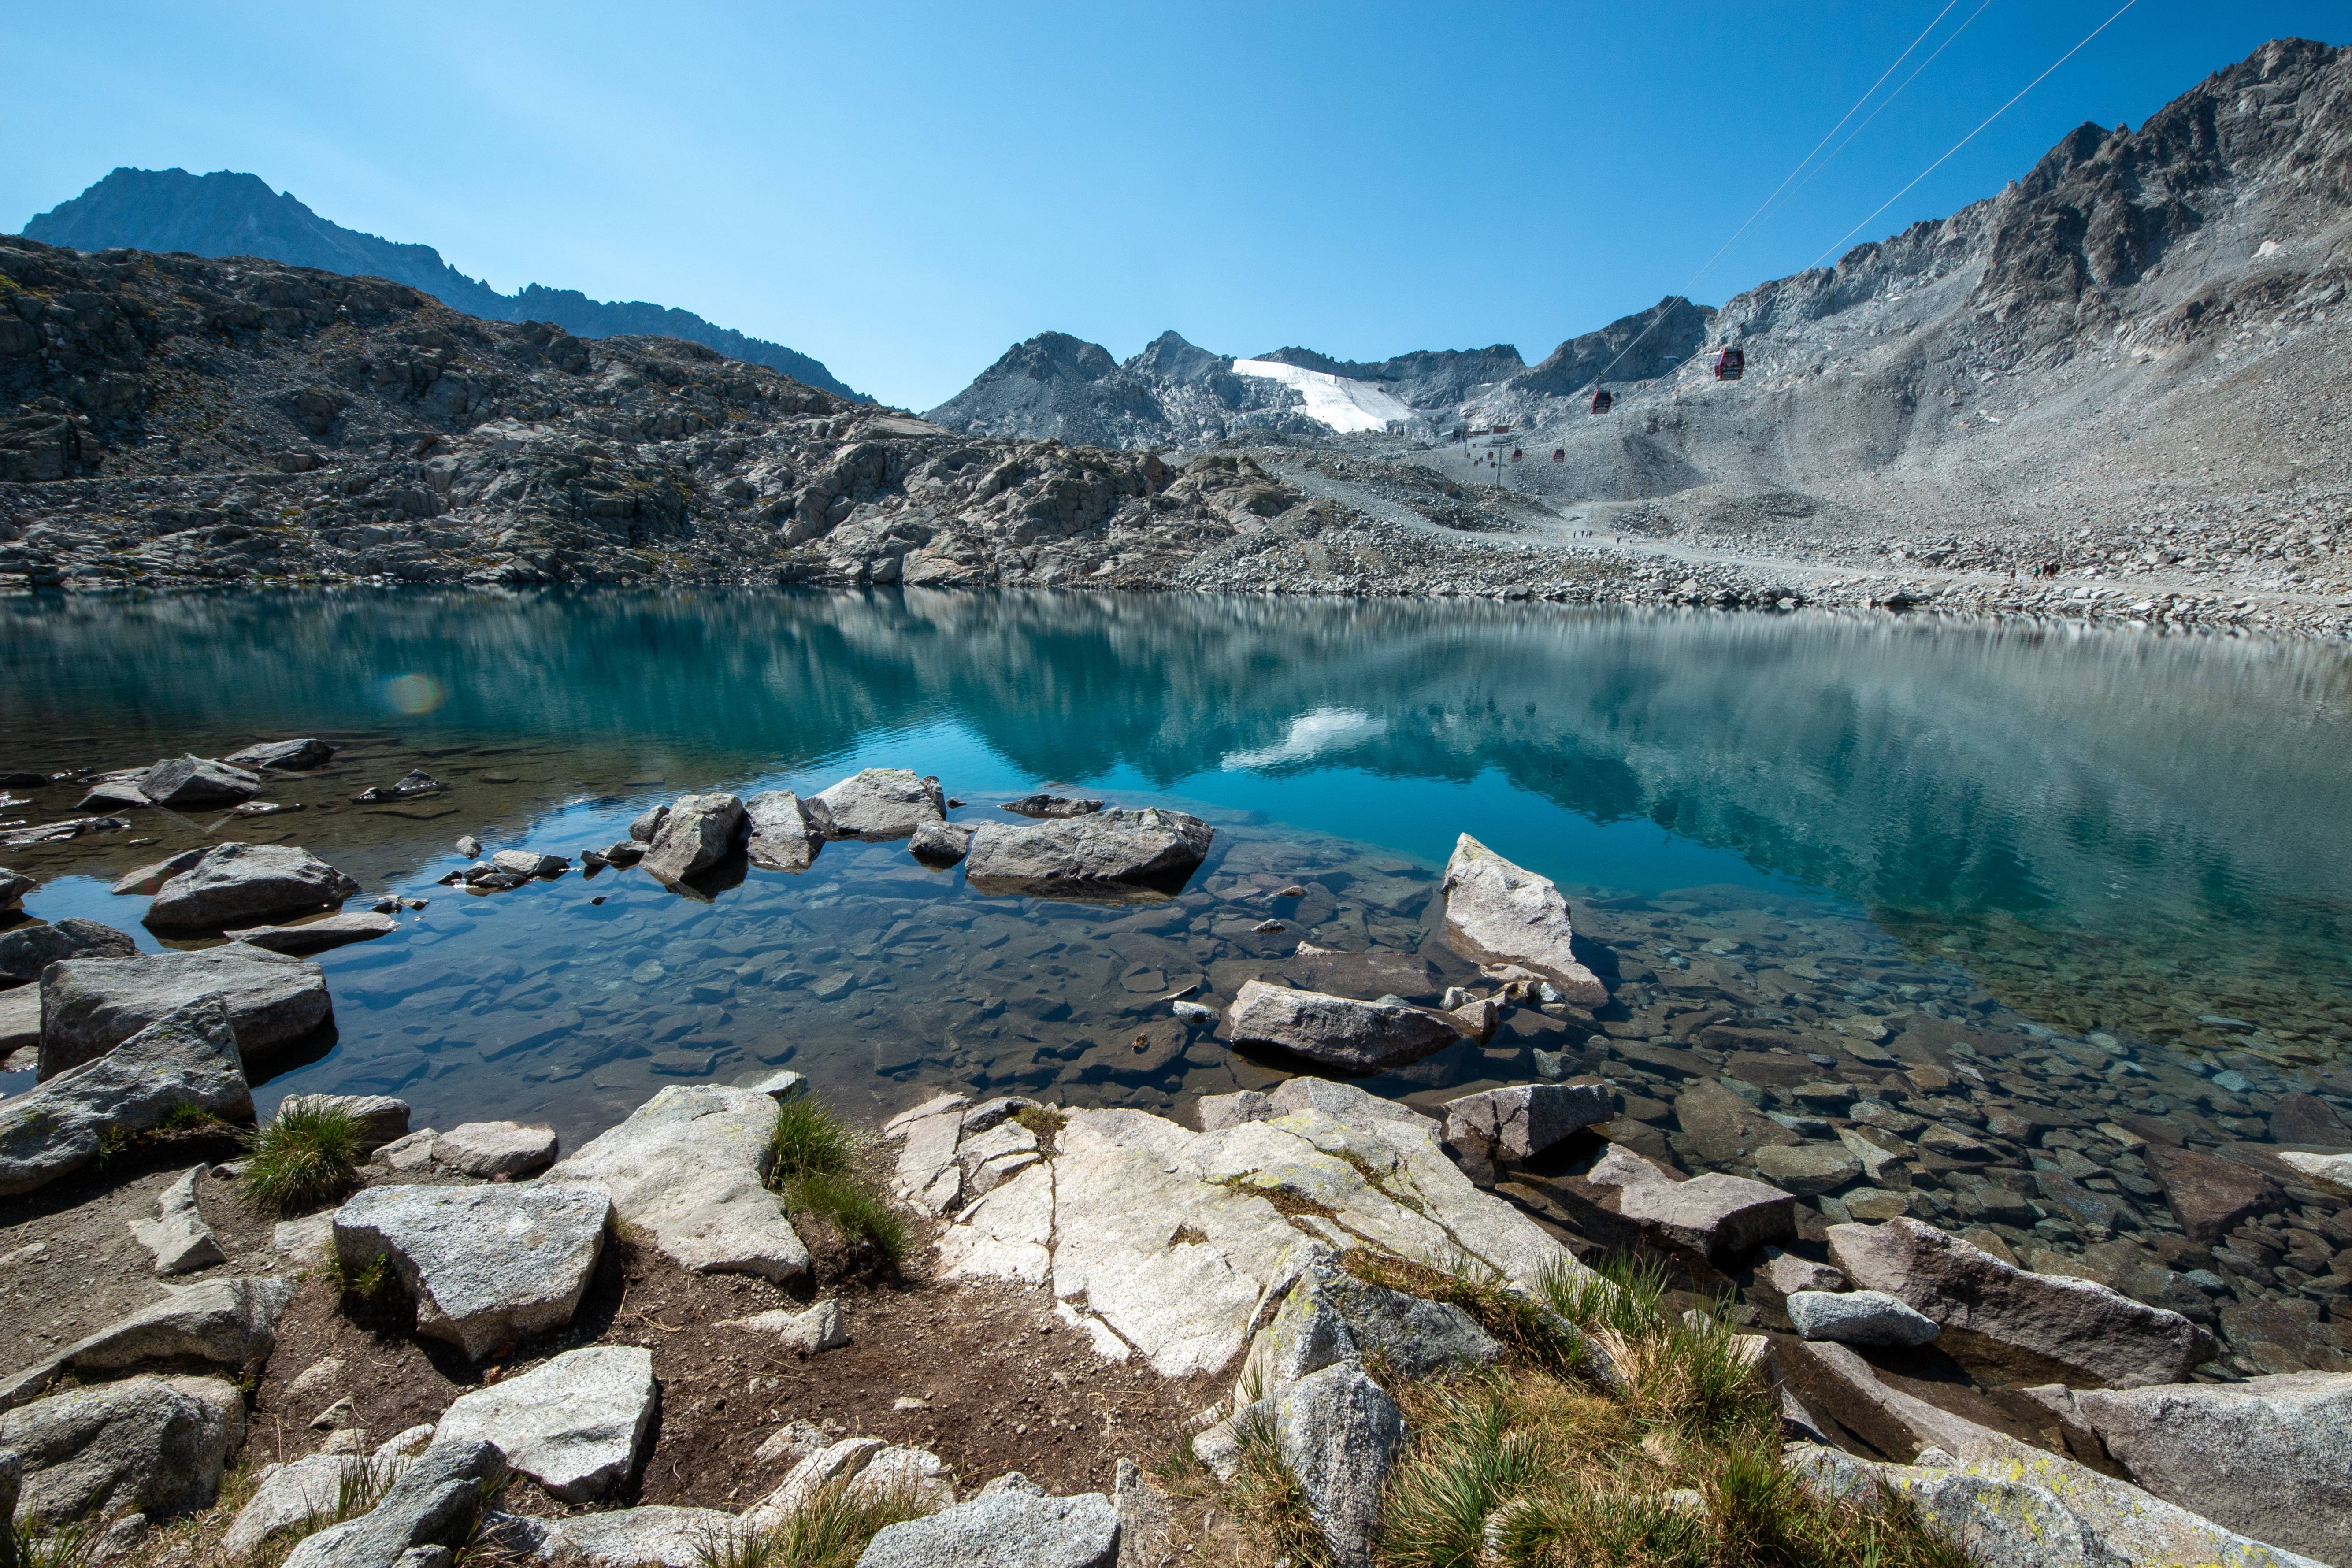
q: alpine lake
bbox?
[5,587,2352,1375]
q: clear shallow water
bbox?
[4,588,2352,1368]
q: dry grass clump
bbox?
[694,1477,929,1568]
[1371,1252,1969,1568]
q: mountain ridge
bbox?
[20,167,865,401]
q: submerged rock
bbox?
[1224,980,1462,1071]
[223,738,336,772]
[333,1184,612,1360]
[435,1347,655,1502]
[1436,834,1607,1005]
[233,910,397,955]
[545,1084,808,1282]
[807,767,946,842]
[0,917,137,986]
[351,769,446,804]
[39,947,330,1077]
[1827,1217,2211,1388]
[144,842,360,932]
[0,998,253,1197]
[964,806,1212,897]
[110,848,204,896]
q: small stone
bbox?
[431,1122,558,1178]
[717,1300,847,1354]
[131,1166,225,1275]
[1787,1289,1942,1347]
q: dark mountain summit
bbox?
[21,168,864,401]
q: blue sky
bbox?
[4,2,2336,409]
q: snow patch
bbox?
[1229,360,1413,433]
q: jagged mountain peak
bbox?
[20,167,864,400]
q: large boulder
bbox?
[2057,1372,2352,1566]
[0,999,254,1197]
[544,1085,807,1282]
[806,768,945,842]
[0,985,34,1061]
[0,919,137,987]
[434,1347,655,1502]
[743,790,820,872]
[39,948,330,1077]
[642,793,746,886]
[1436,834,1606,1005]
[964,807,1213,898]
[137,755,261,808]
[145,842,360,932]
[855,1472,1116,1568]
[280,1439,505,1568]
[0,1374,245,1526]
[1442,1082,1612,1163]
[332,1184,612,1360]
[1224,980,1462,1071]
[1540,1142,1796,1260]
[1827,1217,2210,1388]
[223,739,335,772]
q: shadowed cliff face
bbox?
[5,588,2351,1040]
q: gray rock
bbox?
[434,1347,654,1502]
[1557,1143,1797,1260]
[744,790,820,872]
[742,1068,807,1101]
[1266,1077,1440,1132]
[507,1505,742,1567]
[131,1166,225,1275]
[223,1453,410,1557]
[642,793,746,885]
[0,998,254,1197]
[806,768,945,842]
[1787,1289,1941,1348]
[887,1095,971,1214]
[545,1084,806,1282]
[234,911,398,955]
[1259,1363,1404,1568]
[965,806,1213,896]
[430,1121,557,1178]
[717,1299,848,1353]
[1224,981,1462,1071]
[0,1275,295,1410]
[453,835,482,860]
[1443,1082,1611,1162]
[277,1094,411,1150]
[1773,1339,2009,1464]
[79,778,154,812]
[110,849,204,897]
[0,1375,245,1527]
[489,850,567,879]
[224,738,336,772]
[1758,1252,1846,1297]
[2063,1372,2352,1565]
[0,869,32,910]
[1195,1091,1271,1132]
[628,804,669,843]
[279,1439,505,1568]
[603,839,646,866]
[2277,1150,2352,1195]
[39,947,330,1077]
[145,842,359,932]
[0,919,137,987]
[1001,794,1104,819]
[750,1438,954,1523]
[907,821,973,868]
[1755,1142,1864,1197]
[1236,1258,1501,1401]
[1436,834,1607,1006]
[1829,1218,2211,1388]
[351,770,445,804]
[138,756,261,808]
[855,1472,1117,1568]
[333,1184,611,1360]
[0,985,33,1063]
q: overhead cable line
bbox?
[1808,0,2141,269]
[1786,0,1994,206]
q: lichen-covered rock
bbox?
[332,1184,611,1360]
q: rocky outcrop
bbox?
[332,1184,612,1359]
[435,1347,656,1501]
[964,806,1212,899]
[0,998,254,1197]
[1223,981,1462,1071]
[1436,835,1607,1005]
[0,1375,245,1527]
[1827,1217,2211,1388]
[545,1084,808,1282]
[38,947,329,1076]
[808,770,945,842]
[0,918,137,986]
[642,793,746,886]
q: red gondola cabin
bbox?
[1590,389,1613,414]
[1713,348,1745,381]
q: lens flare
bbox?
[382,673,446,715]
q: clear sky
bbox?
[3,2,2337,409]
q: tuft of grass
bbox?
[91,1127,133,1170]
[328,1250,396,1302]
[694,1476,929,1568]
[786,1171,908,1264]
[768,1096,856,1183]
[12,1516,104,1568]
[156,1100,225,1132]
[245,1102,364,1212]
[1345,1250,1602,1385]
[1226,1406,1331,1568]
[1012,1104,1065,1149]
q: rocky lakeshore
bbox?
[0,745,2348,1567]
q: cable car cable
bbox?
[1785,0,1994,207]
[1809,0,2141,270]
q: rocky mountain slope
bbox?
[22,168,864,400]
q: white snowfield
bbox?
[1229,358,1414,433]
